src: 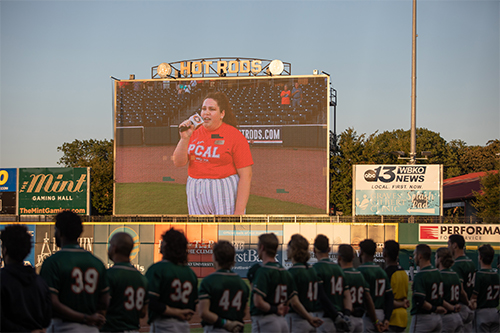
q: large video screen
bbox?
[114,75,329,215]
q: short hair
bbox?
[338,244,354,263]
[110,232,134,257]
[213,240,235,270]
[436,247,454,268]
[384,240,400,262]
[478,244,494,265]
[314,234,330,253]
[258,233,279,258]
[288,234,310,264]
[416,244,432,261]
[0,224,32,262]
[449,234,465,249]
[55,210,83,242]
[161,228,188,265]
[359,239,377,257]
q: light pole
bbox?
[410,0,417,165]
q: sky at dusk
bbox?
[1,0,498,168]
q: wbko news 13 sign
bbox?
[18,168,90,215]
[353,164,442,216]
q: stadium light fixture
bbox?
[157,63,172,78]
[269,59,284,75]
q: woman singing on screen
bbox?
[173,91,253,215]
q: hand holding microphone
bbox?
[179,113,204,133]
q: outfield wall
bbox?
[1,221,498,278]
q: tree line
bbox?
[330,128,499,218]
[57,128,499,218]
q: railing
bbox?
[0,215,498,224]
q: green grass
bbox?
[115,182,325,215]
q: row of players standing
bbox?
[1,210,499,332]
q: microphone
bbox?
[179,113,204,132]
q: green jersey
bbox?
[250,261,297,316]
[439,268,461,306]
[313,258,348,311]
[343,267,369,317]
[101,262,149,332]
[145,260,198,323]
[40,244,109,317]
[411,265,443,315]
[451,255,476,300]
[288,263,321,313]
[199,269,249,324]
[472,268,500,309]
[358,262,392,310]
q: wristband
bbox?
[343,309,351,317]
[431,305,437,313]
[214,316,227,328]
[83,314,88,324]
[268,305,278,315]
[374,319,379,325]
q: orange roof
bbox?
[443,170,498,201]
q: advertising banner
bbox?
[0,168,17,214]
[18,168,90,215]
[0,168,16,192]
[419,224,500,243]
[354,164,442,216]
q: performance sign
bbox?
[18,168,90,215]
[353,164,442,216]
[419,224,500,243]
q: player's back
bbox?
[199,269,249,323]
[288,263,320,313]
[440,268,461,306]
[250,261,296,316]
[145,260,198,323]
[358,262,391,309]
[343,267,368,317]
[410,266,443,315]
[40,245,108,315]
[313,259,347,312]
[102,263,149,332]
[451,256,476,298]
[473,268,500,309]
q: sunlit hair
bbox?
[478,244,494,265]
[314,234,330,253]
[258,233,278,258]
[0,224,32,262]
[288,234,310,264]
[213,240,236,270]
[360,239,377,257]
[436,247,454,269]
[161,228,188,265]
[384,240,400,262]
[111,232,134,257]
[55,210,83,242]
[449,234,465,249]
[416,244,432,261]
[338,244,354,263]
[203,91,238,128]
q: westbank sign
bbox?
[419,224,500,243]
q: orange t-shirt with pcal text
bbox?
[187,123,253,179]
